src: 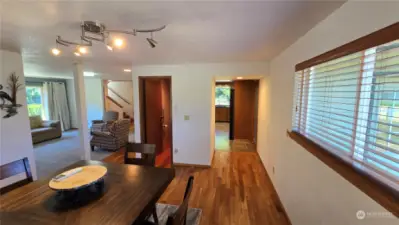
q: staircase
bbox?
[103,80,134,126]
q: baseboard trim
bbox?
[256,152,292,225]
[173,163,211,168]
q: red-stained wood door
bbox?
[233,80,259,141]
[161,79,172,154]
[143,79,163,153]
[141,77,173,167]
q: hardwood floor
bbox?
[215,122,256,152]
[104,150,290,225]
[102,147,172,167]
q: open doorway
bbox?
[215,82,232,150]
[102,80,134,139]
[214,79,259,152]
[138,77,173,168]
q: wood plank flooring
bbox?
[103,150,290,225]
[102,147,172,167]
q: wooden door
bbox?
[161,79,172,153]
[233,80,258,140]
[144,79,163,153]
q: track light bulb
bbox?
[78,47,87,54]
[113,38,124,48]
[51,48,61,56]
[107,45,113,51]
[74,52,81,56]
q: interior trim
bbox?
[295,22,399,71]
[173,163,211,168]
[287,131,399,217]
[256,152,292,225]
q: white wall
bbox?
[132,61,268,165]
[0,50,37,187]
[108,81,133,105]
[258,1,399,225]
[84,78,104,128]
[66,79,78,128]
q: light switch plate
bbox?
[184,115,190,121]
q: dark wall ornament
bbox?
[0,73,23,118]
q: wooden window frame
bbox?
[295,23,399,72]
[290,22,399,217]
[287,131,399,217]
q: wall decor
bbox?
[0,73,23,118]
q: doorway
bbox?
[214,79,259,152]
[139,77,173,168]
[102,80,134,140]
[215,82,232,150]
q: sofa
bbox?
[90,119,130,151]
[29,116,62,144]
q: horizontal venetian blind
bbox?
[292,39,399,190]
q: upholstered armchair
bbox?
[90,119,130,151]
[91,111,119,134]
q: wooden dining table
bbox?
[0,160,175,225]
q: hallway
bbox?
[103,150,289,225]
[215,122,256,152]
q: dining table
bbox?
[0,160,175,225]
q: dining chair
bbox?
[124,143,157,166]
[126,143,158,224]
[165,176,194,225]
[136,176,194,225]
[0,157,33,194]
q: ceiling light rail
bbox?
[51,21,166,56]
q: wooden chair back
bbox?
[166,176,194,225]
[0,157,33,194]
[124,143,156,166]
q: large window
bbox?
[215,86,231,106]
[292,39,399,191]
[26,86,43,117]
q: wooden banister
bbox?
[108,87,131,105]
[106,96,123,108]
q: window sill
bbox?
[287,131,399,217]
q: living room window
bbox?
[293,39,399,191]
[291,22,399,202]
[26,86,44,118]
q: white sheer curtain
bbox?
[42,82,71,131]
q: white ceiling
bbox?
[0,1,344,79]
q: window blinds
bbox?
[292,40,399,190]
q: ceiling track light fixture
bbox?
[146,32,158,48]
[53,21,166,56]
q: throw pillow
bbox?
[29,116,43,129]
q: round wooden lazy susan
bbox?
[49,165,107,191]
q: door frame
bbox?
[138,76,173,166]
[229,85,235,140]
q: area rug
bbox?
[34,130,135,179]
[148,203,202,225]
